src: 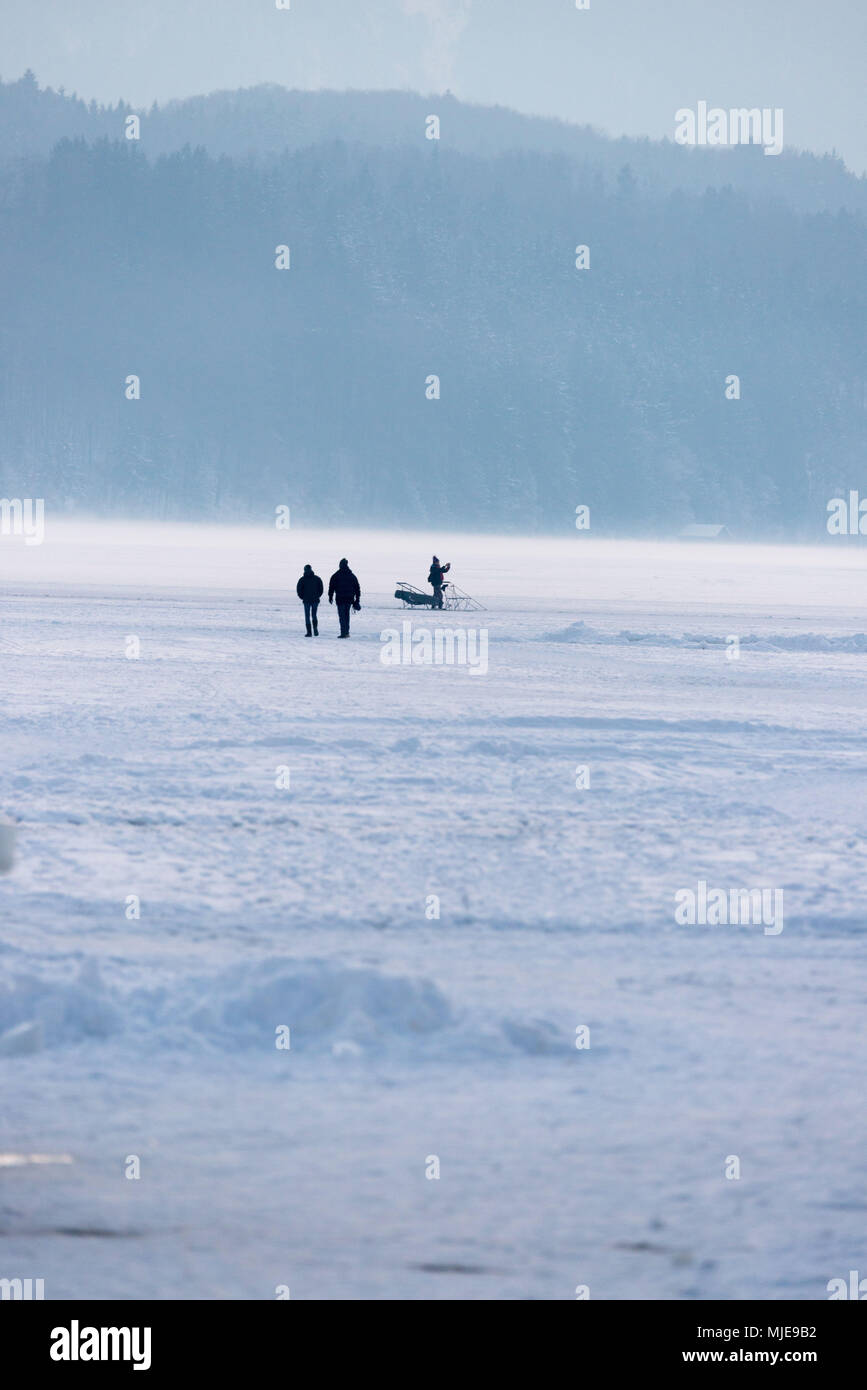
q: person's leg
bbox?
[303,601,313,635]
[311,601,319,635]
[338,602,350,636]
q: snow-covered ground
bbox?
[1,522,866,1300]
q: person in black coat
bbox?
[296,564,324,636]
[328,558,361,637]
[428,555,451,609]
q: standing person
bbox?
[328,557,361,638]
[296,564,324,636]
[428,555,451,609]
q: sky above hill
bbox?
[2,0,865,173]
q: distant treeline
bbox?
[3,73,865,216]
[0,74,864,534]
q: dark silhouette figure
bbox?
[428,555,451,609]
[296,564,324,636]
[328,558,361,637]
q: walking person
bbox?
[428,555,451,609]
[328,557,361,637]
[296,563,324,636]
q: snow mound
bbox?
[182,957,454,1050]
[545,621,867,652]
[500,1017,564,1054]
[0,961,120,1047]
[0,957,570,1060]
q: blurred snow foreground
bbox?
[2,523,867,1299]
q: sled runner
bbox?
[394,581,485,611]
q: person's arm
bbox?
[328,575,335,602]
[296,579,303,599]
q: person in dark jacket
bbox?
[296,564,324,636]
[428,555,451,609]
[328,558,361,637]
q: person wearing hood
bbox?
[428,555,451,609]
[296,564,324,636]
[328,558,361,637]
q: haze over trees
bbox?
[1,73,864,535]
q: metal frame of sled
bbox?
[394,581,485,612]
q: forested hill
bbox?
[2,72,865,216]
[0,74,864,535]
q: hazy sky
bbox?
[3,0,866,172]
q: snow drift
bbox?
[0,957,567,1060]
[545,621,867,652]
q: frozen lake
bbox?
[1,523,866,1299]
